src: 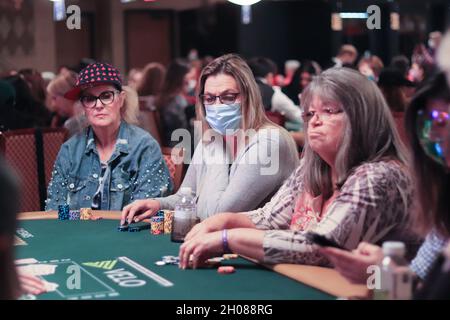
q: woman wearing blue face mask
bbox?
[122,54,299,224]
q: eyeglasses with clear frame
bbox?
[199,92,240,105]
[302,107,344,122]
[80,90,121,109]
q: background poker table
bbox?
[15,211,368,300]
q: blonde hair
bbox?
[196,54,272,136]
[46,70,77,97]
[120,85,139,125]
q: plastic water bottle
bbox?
[171,187,197,243]
[374,241,413,300]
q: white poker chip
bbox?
[155,261,166,266]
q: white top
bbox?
[158,127,299,220]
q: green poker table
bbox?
[15,211,368,300]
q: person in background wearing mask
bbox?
[121,54,299,223]
[358,54,384,82]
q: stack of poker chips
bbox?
[69,210,80,220]
[155,255,180,266]
[151,215,164,235]
[80,208,93,220]
[58,205,70,220]
[58,206,92,221]
[163,210,174,234]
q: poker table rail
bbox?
[18,211,369,299]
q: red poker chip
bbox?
[217,266,235,274]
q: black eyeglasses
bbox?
[80,90,120,109]
[199,92,240,105]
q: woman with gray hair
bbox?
[179,67,420,268]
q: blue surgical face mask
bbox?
[204,103,242,135]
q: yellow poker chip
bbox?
[222,254,238,260]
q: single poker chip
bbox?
[207,257,224,263]
[217,266,235,274]
[155,261,166,266]
[223,254,239,260]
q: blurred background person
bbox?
[155,59,192,148]
[0,80,32,131]
[328,44,358,69]
[248,57,302,122]
[280,59,300,86]
[358,54,384,81]
[46,69,86,136]
[127,68,143,90]
[282,60,321,106]
[136,62,166,111]
[0,158,20,299]
[2,74,51,128]
[390,55,411,78]
[377,67,416,146]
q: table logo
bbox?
[82,260,117,270]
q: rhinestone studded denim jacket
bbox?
[45,121,173,211]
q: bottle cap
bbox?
[382,241,405,257]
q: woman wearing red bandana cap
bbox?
[45,62,173,211]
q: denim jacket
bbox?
[45,121,173,211]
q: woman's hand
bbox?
[184,213,233,242]
[319,242,383,284]
[18,273,46,295]
[121,199,161,225]
[179,231,223,270]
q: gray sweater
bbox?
[158,127,299,220]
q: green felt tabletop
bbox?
[15,219,334,300]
